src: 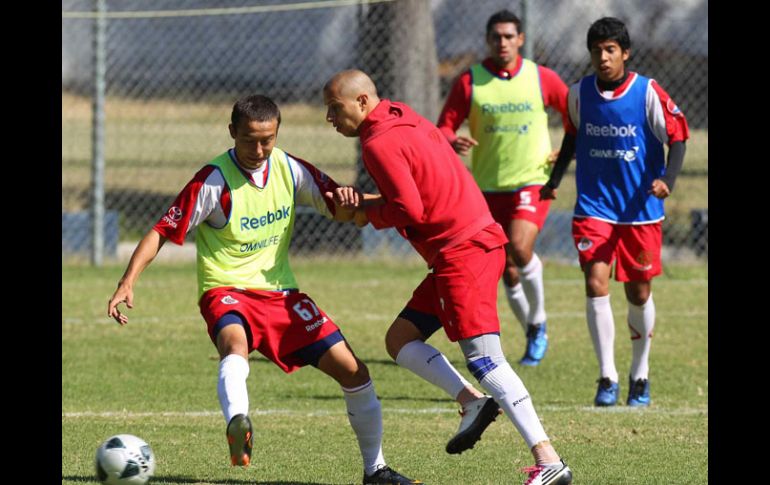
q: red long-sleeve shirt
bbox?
[437,56,569,140]
[360,99,498,266]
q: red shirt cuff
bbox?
[364,205,389,229]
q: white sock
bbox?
[342,380,386,476]
[395,340,471,400]
[586,295,618,382]
[217,354,250,424]
[628,294,656,381]
[477,361,548,448]
[503,282,529,332]
[518,254,547,324]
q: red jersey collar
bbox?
[595,71,638,99]
[481,55,523,80]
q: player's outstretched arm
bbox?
[326,186,361,208]
[108,229,167,326]
[325,188,384,223]
[360,193,384,207]
[325,187,357,222]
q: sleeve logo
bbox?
[168,206,183,221]
[666,98,682,116]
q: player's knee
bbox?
[341,362,370,387]
[625,283,651,305]
[352,366,371,387]
[585,276,609,297]
[350,356,370,378]
[509,244,532,266]
[460,334,506,381]
[385,319,423,360]
[503,265,520,286]
[215,325,249,359]
[384,329,403,361]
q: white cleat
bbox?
[522,460,573,485]
[445,395,501,454]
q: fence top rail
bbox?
[62,0,395,20]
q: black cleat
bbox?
[363,465,423,484]
[226,413,253,466]
[446,395,501,454]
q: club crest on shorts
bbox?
[577,237,593,251]
[221,295,239,305]
[633,250,654,271]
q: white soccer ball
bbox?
[95,434,156,485]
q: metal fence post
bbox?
[521,0,533,60]
[90,0,106,266]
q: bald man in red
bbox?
[322,70,573,485]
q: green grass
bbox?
[62,257,707,484]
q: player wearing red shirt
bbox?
[107,95,420,485]
[323,70,572,485]
[437,10,570,367]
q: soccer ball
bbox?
[95,434,156,485]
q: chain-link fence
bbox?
[62,0,708,263]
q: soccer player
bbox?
[107,95,420,485]
[323,70,573,485]
[541,17,689,407]
[437,9,570,366]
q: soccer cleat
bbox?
[594,377,619,407]
[226,413,253,466]
[521,459,573,485]
[363,465,423,484]
[445,395,501,454]
[519,323,548,366]
[627,376,651,407]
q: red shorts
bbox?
[572,217,662,282]
[199,287,340,373]
[484,186,551,231]
[404,225,507,342]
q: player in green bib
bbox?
[438,9,570,368]
[108,95,421,484]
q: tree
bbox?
[356,0,439,191]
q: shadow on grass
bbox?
[302,394,452,404]
[63,475,335,484]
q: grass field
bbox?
[62,258,707,484]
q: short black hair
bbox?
[231,94,281,128]
[586,17,630,51]
[486,9,522,36]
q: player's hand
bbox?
[108,283,134,326]
[451,136,478,156]
[325,186,361,208]
[353,208,369,228]
[649,179,671,199]
[547,149,560,165]
[540,185,557,200]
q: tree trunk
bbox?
[357,0,439,191]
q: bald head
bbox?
[323,70,381,137]
[323,69,379,100]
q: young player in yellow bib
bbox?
[437,10,570,366]
[107,95,421,485]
